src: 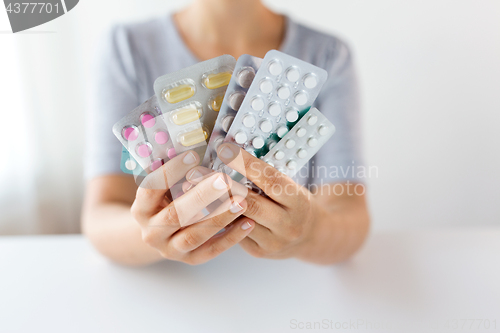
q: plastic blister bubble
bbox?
[262,107,335,178]
[154,55,236,159]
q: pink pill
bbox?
[167,148,177,159]
[150,159,163,171]
[155,131,169,145]
[141,113,155,128]
[137,143,152,158]
[122,126,139,141]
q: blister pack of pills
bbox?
[154,55,236,159]
[120,146,146,176]
[112,95,177,174]
[202,54,263,168]
[262,107,335,178]
[212,50,328,176]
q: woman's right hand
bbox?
[130,150,254,265]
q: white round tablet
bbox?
[268,103,282,117]
[276,126,288,138]
[252,136,265,149]
[251,97,265,111]
[259,79,273,94]
[242,115,256,128]
[286,67,300,82]
[268,141,277,149]
[296,127,307,137]
[260,120,273,133]
[234,131,248,144]
[277,86,291,99]
[221,115,234,132]
[297,149,307,159]
[318,125,329,136]
[308,137,318,147]
[274,150,285,160]
[307,115,318,126]
[268,60,283,76]
[294,92,308,106]
[287,160,297,170]
[266,160,274,167]
[124,159,136,171]
[303,74,318,89]
[285,109,299,122]
[285,139,296,149]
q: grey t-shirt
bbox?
[85,14,364,187]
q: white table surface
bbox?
[1,229,499,333]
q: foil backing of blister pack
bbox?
[154,55,236,159]
[262,107,335,178]
[112,95,176,174]
[202,54,263,168]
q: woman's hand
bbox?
[206,143,369,263]
[130,150,255,265]
[186,144,324,260]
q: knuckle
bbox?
[178,231,199,252]
[265,172,284,191]
[141,229,159,247]
[208,241,225,257]
[192,187,207,207]
[287,224,304,241]
[130,201,141,220]
[160,206,180,227]
[223,232,240,247]
[245,198,262,218]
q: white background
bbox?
[0,0,499,234]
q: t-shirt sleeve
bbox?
[84,25,140,180]
[309,41,366,185]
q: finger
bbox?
[132,151,200,219]
[244,221,273,244]
[187,166,249,205]
[216,143,298,205]
[168,196,247,253]
[181,180,195,193]
[185,166,217,184]
[171,172,233,227]
[238,234,266,258]
[140,150,200,190]
[185,217,255,265]
[242,190,286,230]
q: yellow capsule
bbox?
[211,95,224,112]
[180,128,208,147]
[204,71,232,89]
[171,105,202,125]
[164,84,195,104]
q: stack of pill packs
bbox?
[113,50,336,193]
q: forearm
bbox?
[82,203,163,266]
[296,186,370,265]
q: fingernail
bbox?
[218,145,234,159]
[212,176,227,190]
[186,169,203,181]
[241,220,253,231]
[183,152,197,165]
[185,183,193,192]
[230,201,244,213]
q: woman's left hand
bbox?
[187,143,326,260]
